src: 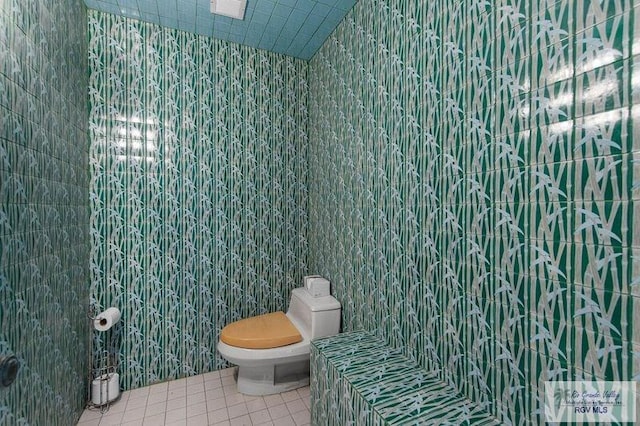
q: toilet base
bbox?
[234,360,310,396]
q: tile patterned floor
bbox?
[76,368,311,426]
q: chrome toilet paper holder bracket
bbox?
[0,355,20,388]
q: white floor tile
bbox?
[272,416,295,426]
[147,392,167,406]
[117,392,131,403]
[285,399,306,414]
[280,391,299,403]
[208,396,228,411]
[165,407,187,423]
[146,401,168,417]
[148,382,169,395]
[186,375,204,385]
[295,387,309,399]
[223,385,238,396]
[166,396,187,411]
[120,420,143,426]
[205,379,223,391]
[229,414,252,426]
[105,400,127,414]
[187,402,207,418]
[169,377,188,388]
[186,383,205,396]
[220,367,235,377]
[77,420,101,426]
[246,397,267,413]
[221,376,236,386]
[290,409,310,426]
[142,413,165,426]
[121,407,146,423]
[186,413,209,426]
[129,387,150,399]
[249,408,271,424]
[263,394,284,407]
[167,387,187,401]
[227,402,249,419]
[98,412,124,426]
[77,370,313,426]
[225,392,245,406]
[207,387,226,400]
[243,394,262,403]
[187,391,206,406]
[125,395,148,411]
[208,407,229,423]
[79,408,103,422]
[267,404,289,420]
[203,371,220,381]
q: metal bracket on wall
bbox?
[0,355,19,387]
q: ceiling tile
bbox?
[85,0,357,59]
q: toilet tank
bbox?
[287,288,341,339]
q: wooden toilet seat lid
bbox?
[220,311,303,349]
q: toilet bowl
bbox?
[217,287,341,395]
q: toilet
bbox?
[217,286,341,395]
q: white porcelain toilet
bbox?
[217,287,341,395]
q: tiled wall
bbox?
[88,11,309,390]
[308,0,640,423]
[311,331,501,424]
[0,0,90,424]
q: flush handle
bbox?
[0,355,20,387]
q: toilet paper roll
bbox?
[91,373,120,405]
[93,307,121,332]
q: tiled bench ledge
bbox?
[310,331,500,425]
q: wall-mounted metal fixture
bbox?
[0,355,20,387]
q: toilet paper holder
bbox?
[86,305,122,411]
[0,355,19,388]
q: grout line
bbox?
[78,371,310,426]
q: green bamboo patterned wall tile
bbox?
[88,10,309,390]
[0,0,90,424]
[312,332,502,425]
[309,0,639,424]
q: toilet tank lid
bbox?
[292,288,341,311]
